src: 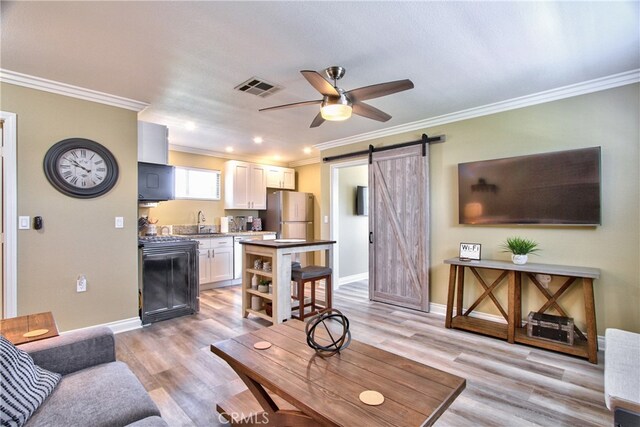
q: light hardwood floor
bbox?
[116,282,611,426]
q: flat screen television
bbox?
[458,147,601,225]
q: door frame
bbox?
[1,111,17,318]
[329,157,368,289]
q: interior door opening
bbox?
[330,160,369,298]
[1,111,17,319]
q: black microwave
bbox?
[138,162,175,201]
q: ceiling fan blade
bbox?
[352,101,392,122]
[301,70,340,97]
[259,99,322,112]
[310,112,325,128]
[346,79,414,102]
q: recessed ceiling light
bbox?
[185,121,196,131]
[303,147,312,154]
[253,137,263,144]
[273,155,281,161]
[225,147,234,153]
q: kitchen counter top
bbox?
[239,239,336,249]
[176,231,277,239]
[240,239,335,324]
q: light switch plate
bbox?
[19,216,30,229]
[115,217,124,228]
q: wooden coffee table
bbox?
[210,320,465,426]
[0,312,59,345]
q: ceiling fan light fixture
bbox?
[321,103,352,121]
[260,67,412,127]
[321,95,352,121]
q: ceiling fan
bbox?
[259,66,414,128]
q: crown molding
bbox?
[0,69,148,112]
[169,144,288,167]
[288,157,321,167]
[315,69,640,151]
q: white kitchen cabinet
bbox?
[224,161,267,209]
[198,248,211,284]
[210,245,233,282]
[138,121,168,164]
[197,237,234,283]
[266,166,295,190]
[282,168,295,189]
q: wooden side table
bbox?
[0,312,59,345]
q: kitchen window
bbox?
[174,166,221,200]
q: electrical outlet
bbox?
[19,216,30,229]
[323,215,329,224]
[115,216,124,228]
[77,275,87,292]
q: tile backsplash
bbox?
[171,224,219,234]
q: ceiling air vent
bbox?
[234,77,282,98]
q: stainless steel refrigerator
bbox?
[264,191,314,264]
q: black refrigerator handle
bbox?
[369,231,373,244]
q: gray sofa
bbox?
[17,326,167,427]
[604,328,640,427]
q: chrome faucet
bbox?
[197,211,206,232]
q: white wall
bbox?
[337,165,369,280]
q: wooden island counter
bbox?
[240,239,335,324]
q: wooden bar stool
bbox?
[291,266,332,321]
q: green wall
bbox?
[320,84,640,334]
[1,82,139,331]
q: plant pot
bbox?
[512,254,528,265]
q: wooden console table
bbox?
[444,258,600,363]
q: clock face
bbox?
[44,138,119,198]
[57,148,108,189]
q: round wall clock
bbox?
[44,138,119,199]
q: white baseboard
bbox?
[428,302,605,350]
[200,278,239,290]
[62,316,142,335]
[338,273,369,287]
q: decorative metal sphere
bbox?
[305,309,351,357]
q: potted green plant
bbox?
[501,237,539,265]
[258,279,271,293]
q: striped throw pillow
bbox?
[0,335,61,427]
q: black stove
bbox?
[138,235,192,245]
[138,235,199,325]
